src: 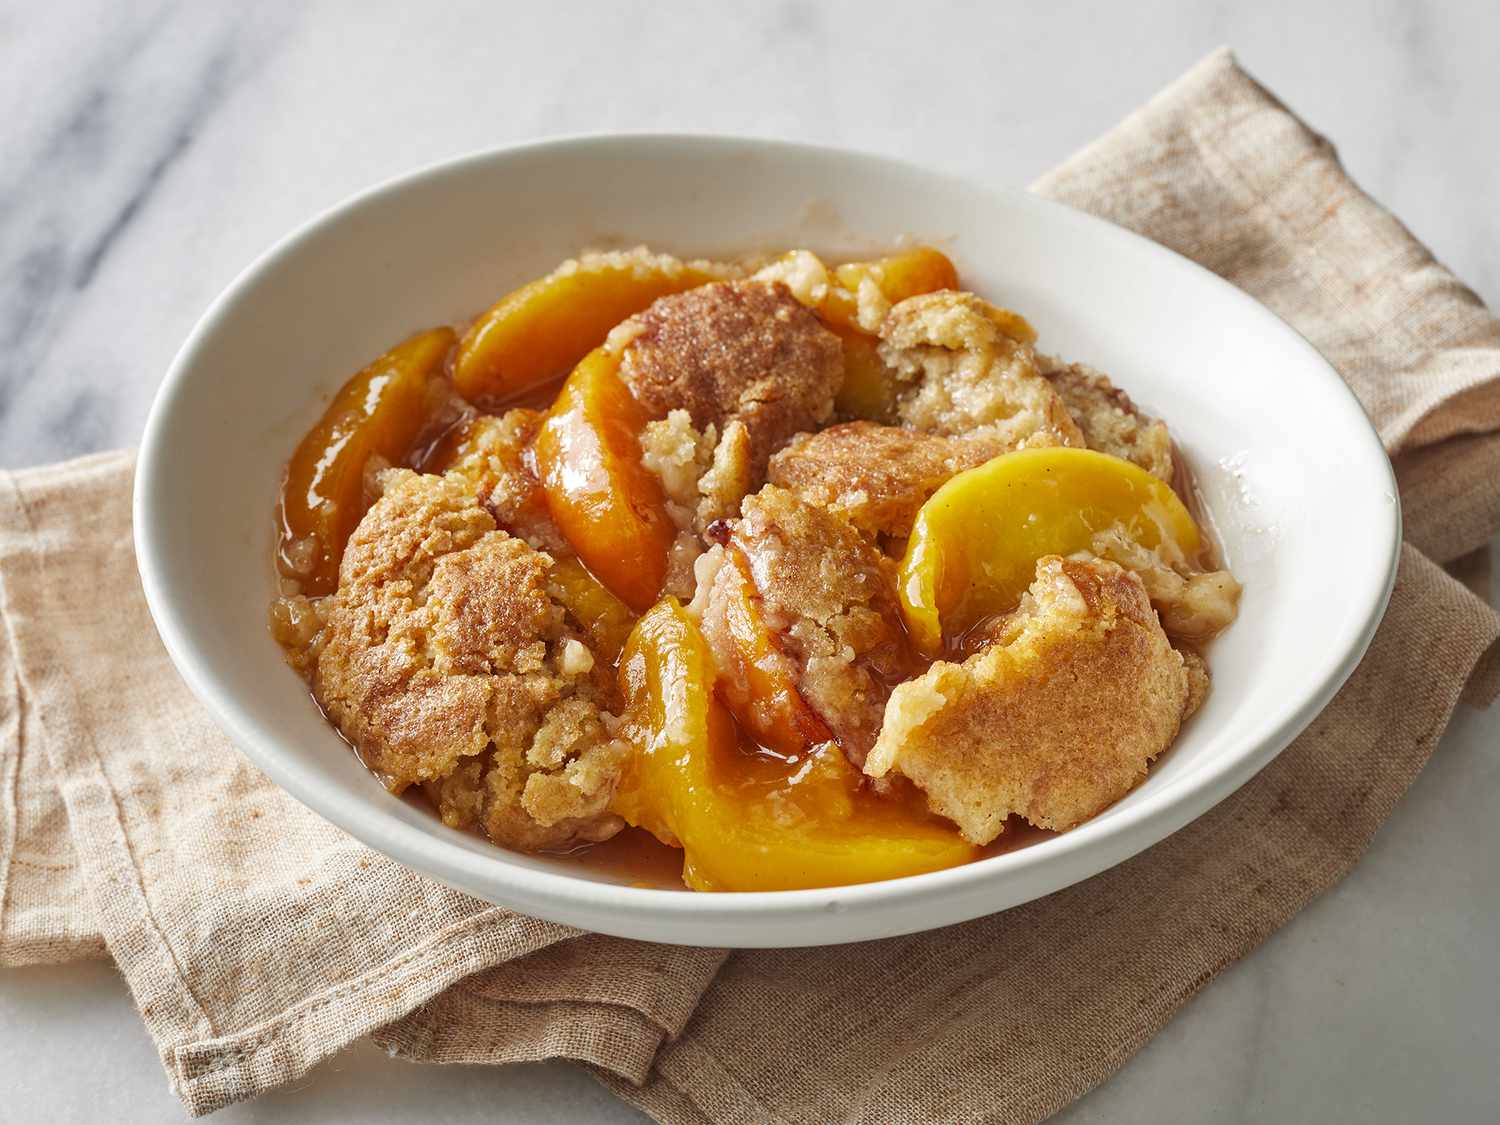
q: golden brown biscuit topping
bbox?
[310,469,626,852]
[617,280,843,471]
[768,420,1012,538]
[1041,359,1175,482]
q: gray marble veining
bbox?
[1,0,1496,1121]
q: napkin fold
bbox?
[3,47,1499,1122]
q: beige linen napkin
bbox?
[3,47,1499,1122]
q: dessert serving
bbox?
[269,244,1241,892]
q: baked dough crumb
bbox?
[641,409,717,531]
[879,291,1085,448]
[1041,358,1175,481]
[640,411,757,599]
[751,250,831,308]
[1086,528,1242,641]
[1180,646,1211,719]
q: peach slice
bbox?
[612,600,977,892]
[709,547,833,758]
[277,327,455,596]
[549,556,637,665]
[452,253,721,403]
[824,245,960,330]
[533,347,675,611]
[829,325,899,422]
[898,447,1203,656]
[820,247,959,420]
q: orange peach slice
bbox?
[452,253,721,403]
[277,327,455,596]
[533,347,675,611]
[709,547,834,758]
[824,245,960,330]
[549,556,637,665]
[897,447,1203,655]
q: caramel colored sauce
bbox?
[481,371,575,414]
[565,828,688,890]
[980,817,1057,858]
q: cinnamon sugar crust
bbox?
[312,469,626,851]
[618,280,843,472]
[768,420,1012,538]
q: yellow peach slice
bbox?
[897,447,1202,655]
[823,247,959,419]
[825,245,960,330]
[533,347,675,612]
[612,600,977,892]
[452,253,721,403]
[829,325,899,422]
[277,327,455,596]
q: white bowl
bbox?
[135,136,1399,947]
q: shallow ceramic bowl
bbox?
[135,136,1400,947]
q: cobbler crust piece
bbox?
[618,280,843,472]
[1086,528,1242,642]
[768,420,1013,538]
[703,485,909,766]
[1041,357,1175,482]
[879,290,1085,446]
[865,555,1191,844]
[311,469,627,851]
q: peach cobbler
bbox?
[270,246,1241,891]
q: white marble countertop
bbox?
[3,1,1497,1121]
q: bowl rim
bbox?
[134,133,1401,944]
